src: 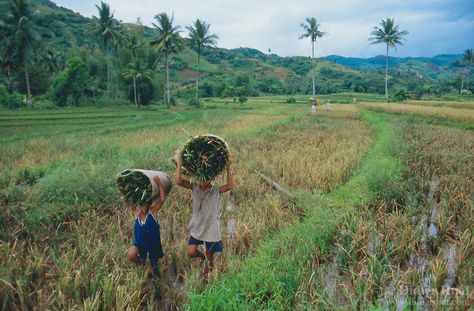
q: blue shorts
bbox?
[133,213,164,267]
[188,236,223,253]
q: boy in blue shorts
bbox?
[122,175,167,277]
[175,154,234,278]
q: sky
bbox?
[53,0,474,58]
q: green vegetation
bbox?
[179,134,229,181]
[1,1,472,110]
[188,109,401,309]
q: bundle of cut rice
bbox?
[116,169,172,206]
[176,134,230,181]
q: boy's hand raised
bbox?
[153,175,162,185]
[227,154,233,166]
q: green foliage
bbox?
[17,65,51,95]
[0,90,25,109]
[189,111,404,308]
[391,89,410,102]
[285,97,296,104]
[51,57,89,106]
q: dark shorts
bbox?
[132,215,164,267]
[188,236,223,253]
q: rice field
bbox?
[1,98,473,310]
[361,102,474,125]
[0,101,372,309]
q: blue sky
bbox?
[53,0,474,58]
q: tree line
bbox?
[0,0,218,108]
[0,0,472,109]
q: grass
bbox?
[361,102,474,126]
[188,110,402,309]
[0,101,372,309]
[1,98,472,309]
[288,115,474,309]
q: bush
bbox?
[51,57,89,106]
[391,89,409,102]
[461,89,472,95]
[285,97,296,104]
[0,92,25,109]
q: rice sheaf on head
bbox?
[179,134,230,181]
[116,170,153,206]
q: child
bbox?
[325,99,331,112]
[175,154,234,278]
[311,98,317,113]
[122,175,167,276]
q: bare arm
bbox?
[220,155,234,193]
[122,196,134,213]
[151,175,167,214]
[175,155,193,190]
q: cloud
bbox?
[53,0,474,57]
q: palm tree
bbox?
[460,48,473,93]
[186,19,218,107]
[3,0,41,107]
[122,58,153,107]
[150,12,184,107]
[369,18,408,100]
[41,48,64,76]
[0,33,15,92]
[89,1,121,95]
[299,17,326,100]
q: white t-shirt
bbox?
[187,184,222,242]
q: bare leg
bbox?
[127,246,142,265]
[187,244,205,260]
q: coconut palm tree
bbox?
[460,48,473,93]
[89,1,121,95]
[2,0,41,107]
[186,19,218,107]
[369,18,408,100]
[150,12,184,107]
[122,59,153,107]
[299,17,326,100]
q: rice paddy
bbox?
[1,98,473,309]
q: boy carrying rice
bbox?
[120,175,167,278]
[175,154,234,279]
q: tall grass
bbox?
[292,116,474,309]
[188,111,401,309]
[361,103,474,124]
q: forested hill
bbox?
[323,54,464,81]
[0,0,469,107]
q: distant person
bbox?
[175,154,234,281]
[353,98,357,104]
[121,176,167,279]
[326,99,331,112]
[311,98,317,113]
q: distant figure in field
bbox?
[311,98,317,113]
[175,154,234,281]
[121,175,167,279]
[326,99,331,112]
[353,98,357,104]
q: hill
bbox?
[1,0,470,107]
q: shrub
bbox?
[0,92,25,109]
[286,97,296,104]
[51,57,89,106]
